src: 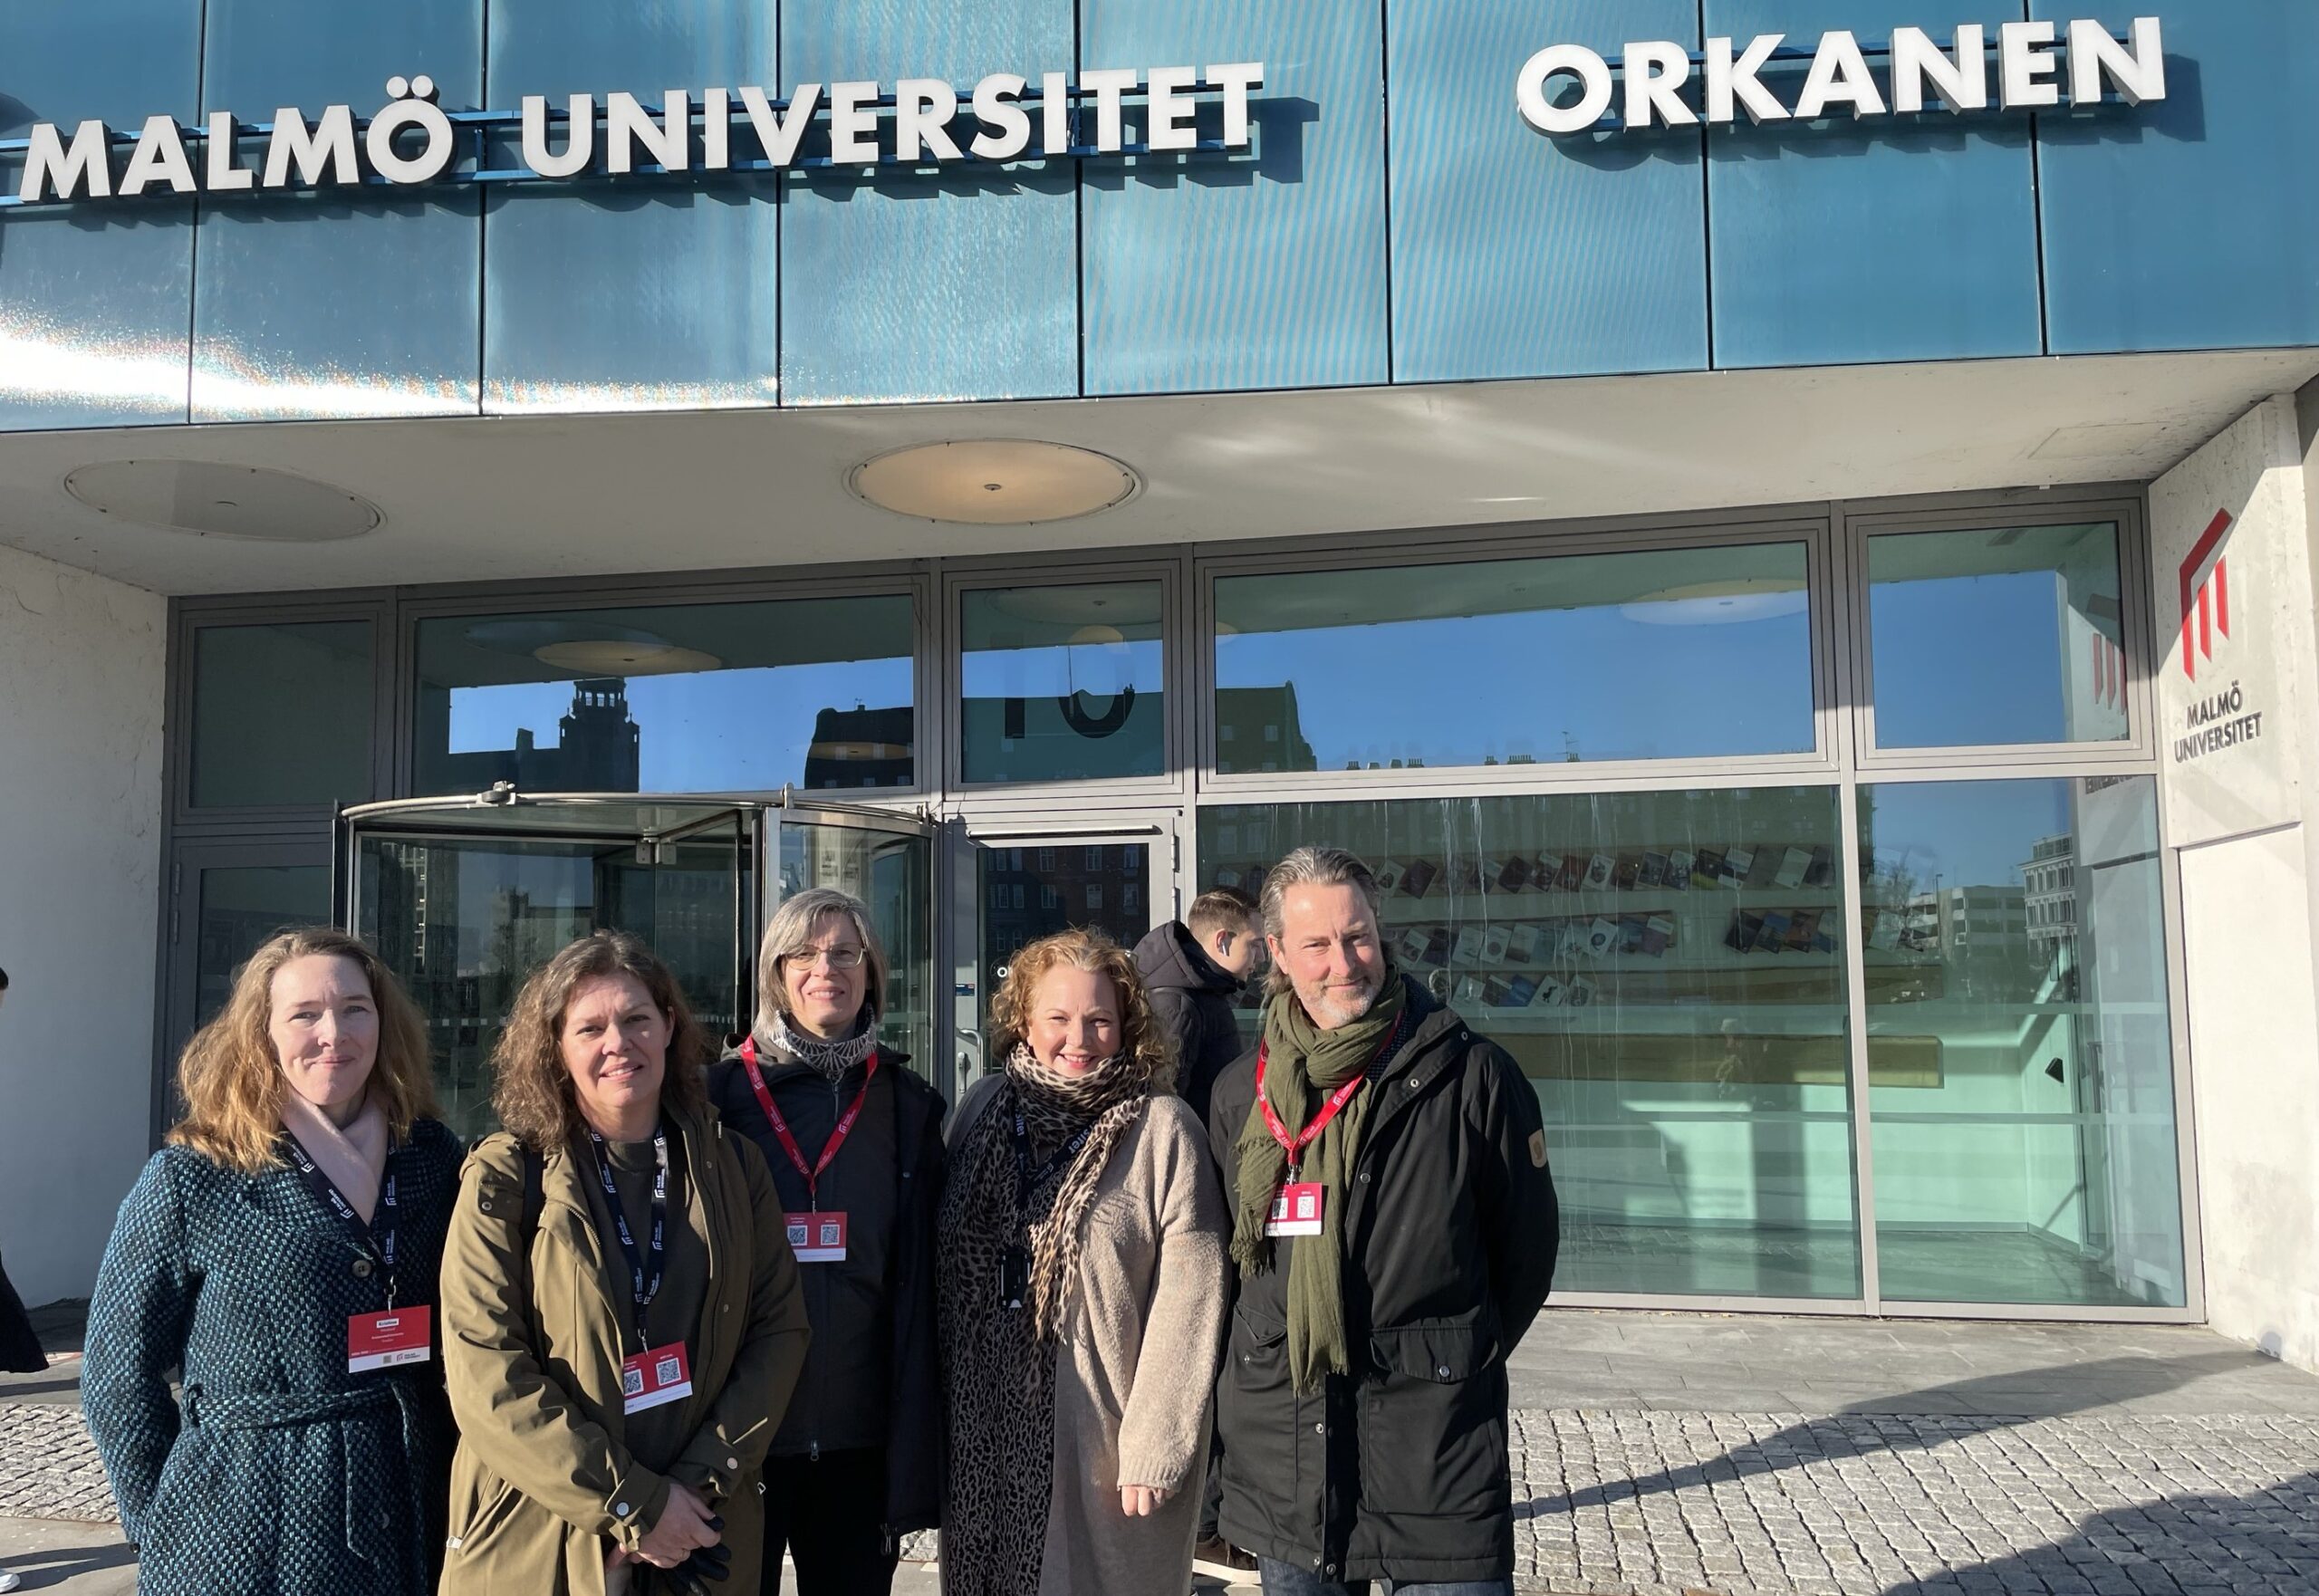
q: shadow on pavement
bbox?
[1874,1468,2319,1594]
[5,1539,137,1591]
[1524,1351,2259,1514]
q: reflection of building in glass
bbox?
[1214,684,1317,773]
[980,844,1147,974]
[803,705,915,789]
[1904,886,2029,956]
[2022,833,2080,957]
[431,678,642,793]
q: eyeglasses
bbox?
[784,947,867,971]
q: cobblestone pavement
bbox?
[1511,1408,2319,1596]
[11,1307,2319,1594]
[0,1403,113,1524]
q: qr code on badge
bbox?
[622,1366,644,1398]
[656,1356,682,1385]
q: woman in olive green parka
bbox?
[438,932,810,1596]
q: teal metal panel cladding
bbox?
[1704,3,2044,369]
[193,1,483,422]
[484,2,782,413]
[2036,0,2319,353]
[1081,0,1390,395]
[0,3,199,428]
[780,0,1078,405]
[1388,0,1706,382]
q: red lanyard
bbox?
[1252,1010,1412,1176]
[740,1037,880,1210]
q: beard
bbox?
[1298,971,1382,1030]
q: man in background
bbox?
[1135,885,1264,1123]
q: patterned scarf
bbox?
[754,1008,879,1082]
[937,1042,1160,1596]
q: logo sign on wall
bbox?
[1516,16,2165,134]
[2174,509,2263,765]
[3,64,1266,209]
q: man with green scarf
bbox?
[1207,846,1560,1596]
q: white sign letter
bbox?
[522,94,594,178]
[1042,71,1072,154]
[19,119,113,201]
[1623,41,1698,129]
[264,104,360,187]
[1891,24,1987,114]
[895,79,963,162]
[1080,68,1139,153]
[2069,16,2166,107]
[120,114,196,196]
[738,85,821,168]
[1516,44,1612,135]
[1209,62,1265,148]
[1999,20,2063,110]
[1795,30,1887,119]
[970,74,1033,160]
[1147,65,1201,150]
[699,88,731,170]
[828,82,881,164]
[206,112,255,191]
[606,91,688,175]
[1705,34,1791,125]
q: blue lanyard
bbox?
[587,1127,669,1351]
[283,1133,403,1308]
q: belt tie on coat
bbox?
[182,1382,427,1568]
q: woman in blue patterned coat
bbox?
[83,927,462,1596]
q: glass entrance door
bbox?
[947,818,1180,1097]
[345,798,748,1139]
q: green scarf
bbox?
[1231,966,1410,1393]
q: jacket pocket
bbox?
[1357,1312,1509,1518]
[1218,1302,1291,1501]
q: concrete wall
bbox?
[0,544,166,1306]
[2150,392,2319,1372]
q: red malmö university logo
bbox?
[2179,509,2234,682]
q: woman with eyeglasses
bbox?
[706,889,948,1596]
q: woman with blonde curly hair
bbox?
[84,927,461,1596]
[436,930,809,1596]
[938,928,1229,1596]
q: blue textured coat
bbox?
[82,1120,464,1596]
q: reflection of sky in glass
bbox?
[447,656,914,790]
[1872,572,2067,746]
[1219,604,1813,769]
[1859,778,2079,893]
[959,640,1163,702]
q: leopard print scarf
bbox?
[937,1043,1158,1596]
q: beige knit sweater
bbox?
[1005,1091,1232,1596]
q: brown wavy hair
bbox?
[987,927,1175,1090]
[169,927,439,1174]
[492,930,710,1151]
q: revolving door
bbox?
[338,790,935,1139]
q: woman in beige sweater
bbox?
[938,928,1230,1596]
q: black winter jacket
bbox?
[707,1041,948,1536]
[1205,978,1559,1585]
[1133,920,1249,1123]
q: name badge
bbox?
[1265,1181,1326,1238]
[348,1306,432,1373]
[621,1341,694,1415]
[785,1211,850,1264]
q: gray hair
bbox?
[755,888,888,1034]
[1258,845,1383,996]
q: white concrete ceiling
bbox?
[0,348,2313,597]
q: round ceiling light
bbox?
[849,440,1140,525]
[534,640,722,676]
[63,460,380,541]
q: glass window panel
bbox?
[1200,786,1859,1300]
[358,827,742,1140]
[0,3,201,136]
[193,863,331,1029]
[959,582,1165,784]
[1214,543,1814,774]
[1868,523,2129,748]
[190,621,373,808]
[779,820,936,1082]
[413,596,916,795]
[1859,776,2184,1307]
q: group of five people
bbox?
[82,845,1560,1596]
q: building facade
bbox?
[1,1,2316,1367]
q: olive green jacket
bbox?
[438,1106,809,1596]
